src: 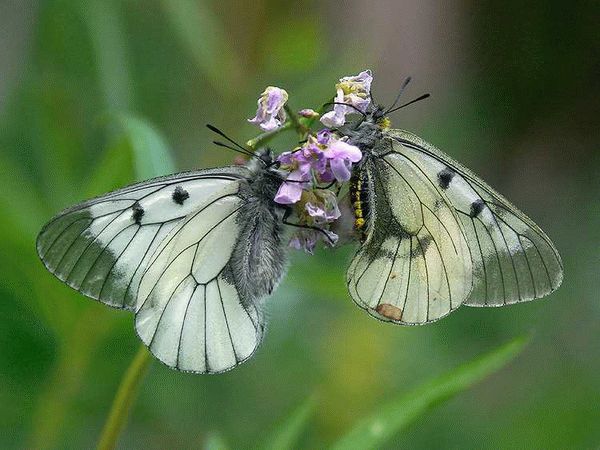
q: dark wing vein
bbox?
[176,284,199,368]
[136,203,242,312]
[415,235,430,321]
[217,277,238,362]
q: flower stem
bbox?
[283,104,307,136]
[97,345,152,450]
[246,121,293,150]
[246,104,311,150]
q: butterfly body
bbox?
[224,156,288,305]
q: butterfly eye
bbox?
[260,153,273,165]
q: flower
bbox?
[272,127,362,206]
[288,229,338,254]
[274,148,314,205]
[274,169,311,204]
[298,108,319,118]
[308,131,362,182]
[320,89,346,128]
[289,231,318,254]
[248,86,289,131]
[286,131,362,183]
[337,70,373,110]
[320,70,373,127]
[324,138,362,182]
[304,190,341,225]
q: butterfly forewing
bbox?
[386,129,563,307]
[36,167,246,310]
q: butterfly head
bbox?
[256,147,275,166]
[340,106,387,151]
[245,147,276,173]
[369,105,391,129]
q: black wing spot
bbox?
[470,199,485,218]
[172,186,190,205]
[132,201,144,224]
[437,167,455,190]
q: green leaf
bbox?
[262,394,317,450]
[330,336,529,450]
[115,114,176,179]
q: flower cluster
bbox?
[289,189,341,254]
[273,130,362,204]
[246,70,373,253]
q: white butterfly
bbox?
[37,151,291,373]
[341,112,563,324]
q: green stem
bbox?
[246,121,293,150]
[283,104,307,136]
[97,345,152,450]
[246,104,311,150]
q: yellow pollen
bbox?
[355,218,365,228]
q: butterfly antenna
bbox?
[323,102,367,118]
[212,140,256,158]
[384,76,412,114]
[206,124,257,158]
[386,93,430,114]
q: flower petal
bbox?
[274,181,304,204]
[328,140,362,162]
[248,86,289,131]
[320,110,346,128]
[330,157,352,182]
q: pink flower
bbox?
[248,86,288,131]
[274,169,311,204]
[289,231,318,254]
[288,229,338,254]
[324,139,362,182]
[298,108,319,118]
[305,190,341,225]
[320,89,347,128]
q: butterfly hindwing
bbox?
[387,129,563,307]
[135,192,263,373]
[347,140,473,324]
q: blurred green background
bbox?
[1,1,598,449]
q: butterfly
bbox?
[337,93,564,325]
[37,139,294,374]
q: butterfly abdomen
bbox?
[350,170,370,242]
[224,172,287,307]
